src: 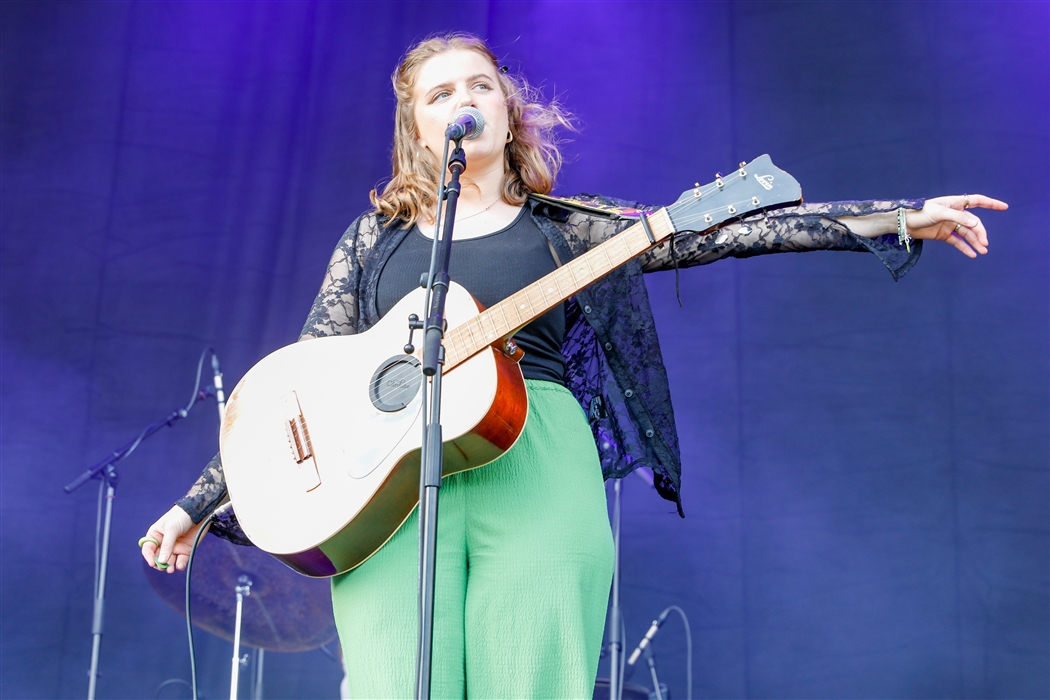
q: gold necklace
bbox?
[457,198,499,221]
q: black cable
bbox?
[154,678,192,699]
[662,605,693,700]
[183,347,215,414]
[185,505,224,700]
[180,346,223,700]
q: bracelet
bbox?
[896,207,912,253]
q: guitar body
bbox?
[220,282,528,577]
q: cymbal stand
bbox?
[643,646,664,700]
[229,574,252,700]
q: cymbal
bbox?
[142,535,338,652]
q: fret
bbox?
[550,271,567,298]
[541,280,558,303]
[463,320,477,348]
[495,301,515,333]
[463,321,478,347]
[523,287,543,314]
[566,259,588,288]
[477,310,499,343]
[535,281,550,307]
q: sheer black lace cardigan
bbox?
[179,196,923,542]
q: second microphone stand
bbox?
[414,142,466,700]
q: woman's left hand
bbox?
[907,194,1008,258]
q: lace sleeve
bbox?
[175,452,227,524]
[640,200,925,280]
[174,213,378,542]
[299,213,377,340]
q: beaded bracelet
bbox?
[896,207,912,253]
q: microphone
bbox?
[444,106,485,141]
[211,353,226,421]
[626,608,671,665]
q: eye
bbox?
[430,90,451,103]
[473,82,493,92]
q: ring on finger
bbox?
[138,536,159,549]
[963,194,970,209]
[952,223,965,237]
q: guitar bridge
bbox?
[286,414,313,463]
[281,391,321,492]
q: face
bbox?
[411,49,510,175]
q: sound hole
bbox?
[369,356,422,412]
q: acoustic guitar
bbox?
[220,155,801,577]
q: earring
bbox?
[506,131,513,144]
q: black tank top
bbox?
[376,209,567,384]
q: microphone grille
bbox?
[453,106,485,140]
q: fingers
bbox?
[961,193,1009,212]
[947,225,979,258]
[156,521,179,569]
[140,533,160,567]
[928,202,990,252]
[141,505,196,573]
[949,217,987,256]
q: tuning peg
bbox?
[693,182,701,198]
[738,162,747,177]
[715,173,724,188]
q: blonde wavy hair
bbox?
[370,33,573,226]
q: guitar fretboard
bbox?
[443,208,674,370]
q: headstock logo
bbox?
[756,174,774,191]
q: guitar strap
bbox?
[527,192,644,220]
[528,192,648,269]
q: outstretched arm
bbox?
[839,194,1006,258]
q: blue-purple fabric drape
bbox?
[2,2,1046,698]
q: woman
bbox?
[140,33,1005,698]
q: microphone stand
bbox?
[414,141,466,700]
[643,646,664,700]
[64,391,213,700]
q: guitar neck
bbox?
[443,208,675,370]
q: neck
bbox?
[457,162,504,207]
[424,161,506,224]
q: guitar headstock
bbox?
[666,155,802,234]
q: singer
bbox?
[140,33,1005,698]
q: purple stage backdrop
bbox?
[2,2,1047,698]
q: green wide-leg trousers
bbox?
[331,380,615,699]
